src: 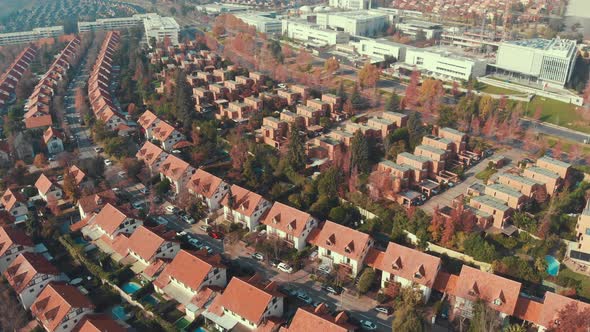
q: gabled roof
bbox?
[375,242,441,287]
[127,226,175,262]
[35,173,58,195]
[160,155,192,181]
[4,252,59,294]
[307,221,372,262]
[25,115,53,129]
[43,127,62,144]
[152,120,178,141]
[536,292,590,328]
[77,190,118,216]
[31,283,94,332]
[286,305,355,332]
[187,169,224,199]
[136,141,167,166]
[220,185,266,217]
[72,314,125,332]
[154,250,224,292]
[209,275,283,325]
[67,165,87,185]
[93,204,134,236]
[454,265,522,316]
[138,110,160,129]
[0,226,33,257]
[1,188,26,211]
[261,202,315,238]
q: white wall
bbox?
[20,274,60,309]
[0,246,34,273]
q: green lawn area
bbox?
[558,267,590,300]
[477,83,520,95]
[524,96,590,134]
[475,167,497,183]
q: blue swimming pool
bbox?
[142,294,159,306]
[111,306,127,321]
[194,328,207,332]
[546,255,560,276]
[121,282,141,294]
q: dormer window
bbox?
[493,298,503,306]
[392,257,402,270]
[326,233,336,246]
[414,264,425,279]
[468,282,479,297]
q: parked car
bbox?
[270,258,281,267]
[131,201,144,209]
[139,187,148,194]
[155,216,168,226]
[360,320,377,330]
[117,171,126,177]
[374,306,393,315]
[277,262,293,273]
[181,215,195,224]
[165,205,179,213]
[317,264,332,275]
[208,231,224,240]
[203,245,213,254]
[104,159,113,166]
[296,291,313,304]
[176,231,187,237]
[322,284,343,295]
[172,149,181,154]
[48,157,56,162]
[251,252,264,261]
[199,224,211,232]
[94,147,103,153]
[188,238,201,248]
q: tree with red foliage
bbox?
[549,301,590,332]
[451,81,460,97]
[358,62,380,89]
[404,70,420,108]
[441,217,456,246]
[569,144,582,162]
[367,170,399,201]
[429,206,444,243]
[481,114,497,137]
[348,167,359,193]
[419,79,444,114]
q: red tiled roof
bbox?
[0,226,33,257]
[154,250,223,292]
[43,127,62,144]
[93,204,133,236]
[286,305,355,332]
[35,173,57,195]
[172,140,193,149]
[432,271,458,294]
[307,221,372,262]
[77,190,117,216]
[514,296,543,325]
[536,292,590,328]
[454,266,522,316]
[375,242,441,288]
[72,314,125,332]
[220,184,266,218]
[152,120,177,141]
[127,226,175,262]
[187,169,224,199]
[364,248,384,268]
[144,258,169,278]
[261,202,315,238]
[1,188,26,211]
[31,283,94,332]
[136,141,166,166]
[4,252,59,294]
[25,115,53,129]
[138,110,160,129]
[160,154,192,181]
[70,213,95,232]
[67,165,86,185]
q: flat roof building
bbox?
[0,26,64,46]
[397,20,443,39]
[328,0,370,10]
[495,38,578,88]
[405,46,488,81]
[316,11,388,37]
[234,12,283,34]
[353,38,409,62]
[282,20,350,46]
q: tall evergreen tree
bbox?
[287,126,306,172]
[350,130,370,174]
[385,92,400,113]
[173,70,195,130]
[350,84,362,109]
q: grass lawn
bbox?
[524,96,590,134]
[475,167,497,182]
[477,83,520,95]
[545,136,590,155]
[558,267,590,301]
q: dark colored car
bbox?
[208,231,224,240]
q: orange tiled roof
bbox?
[1,188,26,211]
[536,292,590,328]
[31,283,94,332]
[220,184,266,218]
[35,173,57,195]
[43,127,62,144]
[160,154,192,181]
[286,305,355,332]
[307,221,372,262]
[261,202,314,238]
[77,190,117,216]
[138,110,160,129]
[187,169,224,199]
[127,226,175,262]
[376,242,441,288]
[67,165,87,185]
[93,204,133,236]
[154,250,224,291]
[72,314,125,332]
[4,252,59,294]
[0,226,33,257]
[25,115,53,129]
[152,120,177,141]
[136,141,166,166]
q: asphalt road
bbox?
[520,118,590,143]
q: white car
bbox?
[172,149,181,154]
[176,231,187,237]
[360,320,377,330]
[251,252,264,261]
[318,264,332,275]
[277,262,293,274]
[94,147,103,153]
[277,83,287,88]
[104,159,113,166]
[117,171,126,177]
[165,205,179,213]
[181,215,195,224]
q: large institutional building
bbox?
[0,26,64,46]
[328,0,370,10]
[495,37,578,88]
[405,46,489,81]
[316,11,388,37]
[282,20,350,46]
[78,13,180,46]
[234,12,283,34]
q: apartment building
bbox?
[0,46,37,107]
[353,38,408,62]
[316,11,388,37]
[535,156,571,180]
[34,174,63,202]
[484,183,527,210]
[414,144,447,174]
[523,167,562,195]
[259,117,288,149]
[396,152,431,184]
[321,93,342,114]
[4,253,61,309]
[218,101,252,122]
[397,20,443,39]
[376,160,411,193]
[572,200,590,263]
[159,154,196,194]
[221,185,271,231]
[308,221,374,276]
[282,20,350,47]
[187,169,229,212]
[496,173,546,201]
[405,46,488,81]
[0,226,34,273]
[261,202,318,251]
[0,26,64,46]
[469,195,511,229]
[31,283,94,332]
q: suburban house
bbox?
[43,127,64,155]
[136,141,170,174]
[571,200,590,263]
[151,120,185,151]
[30,283,94,332]
[0,226,34,272]
[125,226,180,267]
[4,252,61,309]
[90,204,143,240]
[469,195,512,229]
[369,242,441,302]
[72,314,125,332]
[283,304,356,332]
[307,221,374,276]
[76,190,118,219]
[138,110,162,139]
[517,291,590,331]
[154,250,227,306]
[66,165,88,188]
[35,174,63,202]
[261,202,318,251]
[221,185,271,231]
[452,266,522,320]
[535,156,571,180]
[160,154,196,194]
[187,169,229,212]
[1,188,29,224]
[484,183,527,210]
[203,275,284,331]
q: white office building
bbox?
[495,38,578,88]
[196,3,252,14]
[316,11,388,37]
[328,0,370,10]
[234,12,283,34]
[0,26,64,46]
[404,46,488,81]
[78,16,143,32]
[353,38,409,62]
[397,20,443,39]
[282,20,350,46]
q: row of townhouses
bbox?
[0,46,37,108]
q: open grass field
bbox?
[558,267,590,301]
[477,83,521,95]
[524,96,590,134]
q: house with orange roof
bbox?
[281,304,356,332]
[0,226,34,272]
[371,242,441,302]
[35,173,63,202]
[154,250,227,306]
[159,154,196,194]
[31,283,94,332]
[521,291,590,331]
[43,127,64,155]
[90,204,143,240]
[72,314,125,332]
[221,185,271,231]
[124,226,180,267]
[202,275,284,331]
[138,110,162,138]
[187,169,229,212]
[307,221,374,276]
[0,188,29,224]
[136,141,169,174]
[452,265,522,320]
[66,165,88,188]
[151,120,185,151]
[4,252,61,309]
[261,202,318,251]
[76,190,117,220]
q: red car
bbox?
[208,231,224,240]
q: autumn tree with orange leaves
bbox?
[358,62,380,89]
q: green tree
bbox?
[468,300,501,332]
[406,112,427,149]
[392,306,424,332]
[503,325,526,332]
[173,70,195,130]
[337,80,347,103]
[350,84,362,109]
[350,130,370,174]
[155,179,171,196]
[286,126,306,172]
[357,268,375,294]
[385,92,400,113]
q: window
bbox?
[585,228,590,236]
[493,298,503,306]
